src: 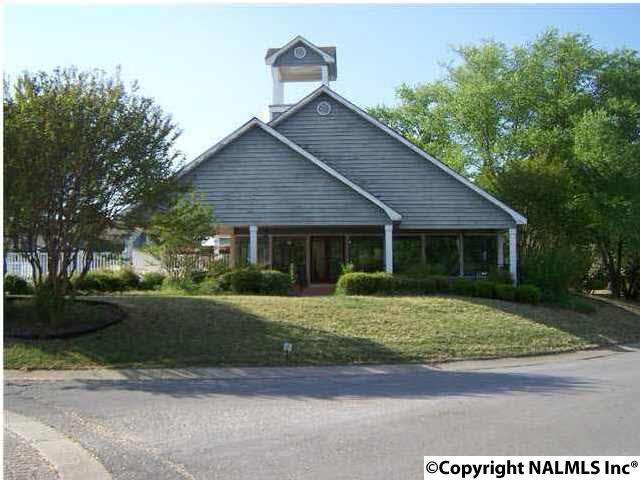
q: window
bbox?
[393,236,421,274]
[316,101,332,116]
[425,236,459,276]
[463,236,497,277]
[293,46,307,59]
[348,236,384,272]
[272,237,307,284]
[235,236,268,267]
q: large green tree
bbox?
[370,29,640,297]
[4,67,182,321]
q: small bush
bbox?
[260,270,293,295]
[220,267,264,294]
[336,272,394,295]
[116,268,140,290]
[195,277,223,295]
[72,270,124,292]
[4,275,33,295]
[207,260,230,279]
[515,284,541,304]
[522,246,591,301]
[393,276,437,294]
[474,281,496,298]
[487,268,513,285]
[495,284,517,301]
[452,278,475,296]
[139,272,166,290]
[189,270,207,284]
[431,275,451,292]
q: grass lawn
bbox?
[5,294,640,369]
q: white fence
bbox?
[4,251,124,280]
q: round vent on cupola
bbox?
[316,101,332,116]
[294,46,307,59]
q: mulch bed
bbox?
[4,296,126,339]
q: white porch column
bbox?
[508,227,517,284]
[271,67,284,105]
[497,234,505,269]
[384,224,393,273]
[249,225,258,265]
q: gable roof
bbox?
[178,118,402,222]
[271,86,527,225]
[264,36,336,65]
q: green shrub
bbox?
[162,276,198,293]
[431,275,451,292]
[474,281,496,298]
[336,272,394,295]
[522,246,591,301]
[189,270,207,284]
[260,270,293,295]
[139,272,166,290]
[495,284,517,301]
[116,267,140,290]
[72,270,124,292]
[487,268,513,285]
[220,267,264,294]
[393,276,437,294]
[206,260,230,279]
[515,284,541,304]
[452,278,475,296]
[3,275,33,295]
[195,277,222,295]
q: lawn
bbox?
[5,294,640,369]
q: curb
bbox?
[5,411,111,480]
[5,343,640,382]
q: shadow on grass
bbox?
[462,296,640,347]
[59,368,593,400]
[5,295,405,368]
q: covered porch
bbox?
[226,225,519,286]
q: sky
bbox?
[5,4,640,163]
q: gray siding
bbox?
[184,127,389,226]
[274,93,517,229]
[274,41,326,66]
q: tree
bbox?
[145,194,217,283]
[369,29,640,296]
[3,67,182,322]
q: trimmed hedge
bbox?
[495,284,516,301]
[4,275,33,295]
[219,268,292,295]
[473,281,496,298]
[139,272,166,291]
[72,268,141,292]
[336,272,541,305]
[515,284,541,304]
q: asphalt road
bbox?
[5,348,640,480]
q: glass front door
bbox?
[272,237,307,285]
[311,237,344,284]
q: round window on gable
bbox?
[293,46,307,59]
[316,101,332,116]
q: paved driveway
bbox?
[5,348,640,479]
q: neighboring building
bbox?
[179,36,526,285]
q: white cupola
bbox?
[265,36,337,120]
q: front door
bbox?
[311,237,345,283]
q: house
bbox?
[179,36,526,285]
